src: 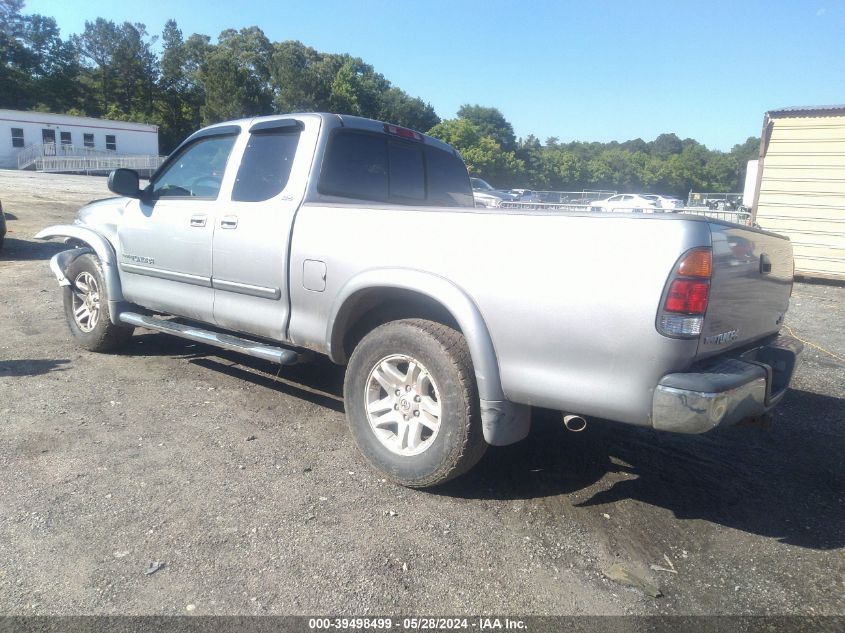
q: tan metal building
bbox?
[752,105,845,281]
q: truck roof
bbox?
[199,112,457,155]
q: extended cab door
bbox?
[211,117,319,341]
[118,129,238,322]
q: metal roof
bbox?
[768,104,845,116]
[0,108,158,131]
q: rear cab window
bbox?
[318,130,473,207]
[426,149,473,207]
[389,143,425,201]
[320,132,388,201]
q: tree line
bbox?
[1,0,759,197]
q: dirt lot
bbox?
[0,170,843,616]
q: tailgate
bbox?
[698,223,793,358]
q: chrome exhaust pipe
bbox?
[563,414,588,432]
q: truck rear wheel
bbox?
[343,319,487,488]
[62,253,134,352]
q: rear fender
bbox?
[327,269,530,446]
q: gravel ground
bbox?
[0,170,843,616]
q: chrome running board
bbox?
[118,312,301,365]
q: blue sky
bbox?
[25,0,845,150]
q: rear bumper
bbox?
[652,334,803,433]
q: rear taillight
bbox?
[657,247,712,338]
[677,249,712,278]
[665,279,710,314]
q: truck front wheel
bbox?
[343,319,487,488]
[62,253,134,352]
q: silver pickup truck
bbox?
[37,113,803,488]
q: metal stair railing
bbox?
[34,153,166,173]
[16,143,47,169]
[16,143,165,173]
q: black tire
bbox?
[62,253,134,352]
[343,319,487,488]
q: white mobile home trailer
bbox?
[751,105,845,282]
[0,109,159,170]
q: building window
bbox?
[60,131,72,146]
[83,133,94,148]
[11,128,24,148]
[105,135,116,151]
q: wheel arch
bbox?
[36,224,126,321]
[328,269,531,446]
[326,269,504,403]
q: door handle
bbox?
[190,214,207,227]
[220,216,238,229]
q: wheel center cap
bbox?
[399,398,412,412]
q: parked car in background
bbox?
[472,189,503,208]
[590,194,658,213]
[535,191,563,203]
[642,194,684,210]
[471,177,517,207]
[707,197,744,212]
[509,189,538,201]
[0,201,7,251]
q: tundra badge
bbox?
[122,253,155,265]
[703,329,739,345]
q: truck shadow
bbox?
[113,332,843,550]
[0,358,70,376]
[117,333,346,413]
[438,389,844,551]
[190,356,345,413]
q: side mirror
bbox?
[108,168,141,198]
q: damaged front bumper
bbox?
[652,334,803,433]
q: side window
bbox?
[388,142,425,200]
[60,131,71,146]
[151,134,236,199]
[232,129,301,202]
[83,133,94,148]
[11,128,24,148]
[425,147,473,207]
[319,130,473,207]
[320,132,388,201]
[105,134,116,151]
